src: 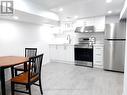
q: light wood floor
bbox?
[1,62,124,95]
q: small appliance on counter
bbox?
[74,37,96,68]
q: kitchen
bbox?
[49,15,125,70]
[0,0,127,95]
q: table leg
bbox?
[24,62,27,72]
[11,66,14,78]
[0,67,6,95]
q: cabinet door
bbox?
[49,45,65,61]
[49,45,57,60]
[94,16,105,32]
[64,46,74,62]
[84,18,94,26]
[57,45,65,61]
[61,21,74,32]
[49,45,74,63]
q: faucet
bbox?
[67,34,71,44]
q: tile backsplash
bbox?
[75,32,104,44]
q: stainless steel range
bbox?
[74,37,95,68]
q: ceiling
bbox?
[0,10,59,25]
[0,0,125,25]
[28,0,125,20]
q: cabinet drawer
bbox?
[94,61,103,65]
[94,55,103,61]
[94,48,103,52]
[94,58,103,61]
[94,52,103,56]
[94,51,103,55]
[94,59,103,62]
[94,47,103,50]
[94,53,103,58]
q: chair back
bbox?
[28,54,43,82]
[25,48,37,57]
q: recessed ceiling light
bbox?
[106,0,112,3]
[108,11,112,14]
[74,16,78,19]
[13,16,19,20]
[59,8,63,12]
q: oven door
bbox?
[74,48,93,67]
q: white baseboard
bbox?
[50,59,75,64]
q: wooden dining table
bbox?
[0,56,29,95]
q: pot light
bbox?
[59,8,63,12]
[13,16,19,20]
[108,11,112,14]
[106,0,112,3]
[74,16,78,19]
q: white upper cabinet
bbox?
[94,16,105,32]
[74,16,105,32]
[60,16,105,33]
[84,18,94,26]
[60,21,74,32]
[83,16,105,32]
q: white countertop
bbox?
[49,43,104,47]
[93,44,104,46]
[49,43,74,46]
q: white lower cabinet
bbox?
[49,45,74,64]
[50,44,104,66]
[49,45,56,60]
[64,45,74,62]
[93,45,104,67]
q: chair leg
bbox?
[39,78,43,95]
[11,67,14,78]
[29,85,31,95]
[11,82,15,95]
[26,85,29,90]
[15,69,18,76]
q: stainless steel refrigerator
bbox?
[104,20,126,72]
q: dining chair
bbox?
[11,53,44,95]
[14,48,37,76]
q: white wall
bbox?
[105,14,120,24]
[123,18,127,95]
[120,1,127,94]
[0,19,54,80]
